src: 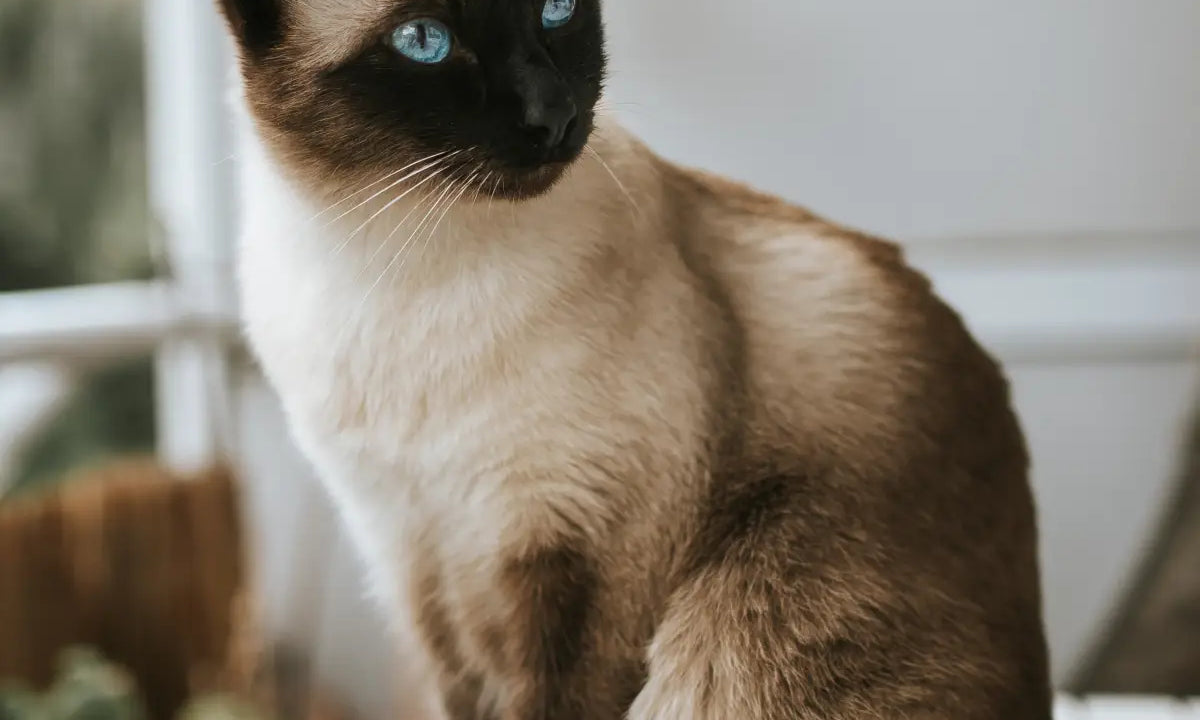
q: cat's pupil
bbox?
[541,0,576,29]
[389,19,452,64]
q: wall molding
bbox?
[906,229,1200,365]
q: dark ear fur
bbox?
[214,0,283,55]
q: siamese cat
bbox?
[215,0,1052,717]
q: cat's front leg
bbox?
[483,544,598,720]
[435,675,490,720]
[409,563,494,720]
[411,543,607,720]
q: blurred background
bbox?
[1,0,1198,718]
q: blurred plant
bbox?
[0,0,156,494]
[178,696,268,720]
[0,648,273,720]
[0,0,152,289]
[0,647,148,720]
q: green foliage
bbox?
[0,0,156,496]
[176,696,267,720]
[10,358,156,497]
[0,649,270,720]
[0,0,152,290]
[0,648,148,720]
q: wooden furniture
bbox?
[0,462,245,719]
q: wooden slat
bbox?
[0,461,246,720]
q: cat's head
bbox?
[216,0,605,199]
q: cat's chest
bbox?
[251,259,505,452]
[240,234,585,504]
[242,243,626,587]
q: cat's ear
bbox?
[214,0,283,56]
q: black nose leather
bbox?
[514,61,578,154]
[524,94,577,152]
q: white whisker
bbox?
[486,171,504,218]
[307,149,451,224]
[309,149,455,224]
[359,166,467,302]
[585,144,642,220]
[477,170,495,221]
[355,169,461,276]
[387,167,480,292]
[319,149,462,231]
[330,157,457,256]
[476,171,493,206]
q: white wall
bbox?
[603,0,1200,241]
[601,0,1200,682]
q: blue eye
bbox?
[541,0,576,29]
[390,19,453,64]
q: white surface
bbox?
[910,234,1200,363]
[1056,696,1200,719]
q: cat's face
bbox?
[217,0,605,199]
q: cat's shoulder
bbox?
[667,165,901,270]
[665,164,948,344]
[662,163,1016,452]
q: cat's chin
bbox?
[484,159,577,202]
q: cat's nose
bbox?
[523,94,578,153]
[513,61,578,156]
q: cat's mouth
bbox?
[479,112,593,201]
[487,158,576,201]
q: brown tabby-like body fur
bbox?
[216,1,1052,717]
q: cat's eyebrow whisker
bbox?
[319,149,462,231]
[586,144,642,221]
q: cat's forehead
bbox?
[288,0,493,35]
[288,0,413,63]
[288,0,481,63]
[291,0,406,38]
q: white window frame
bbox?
[0,0,238,476]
